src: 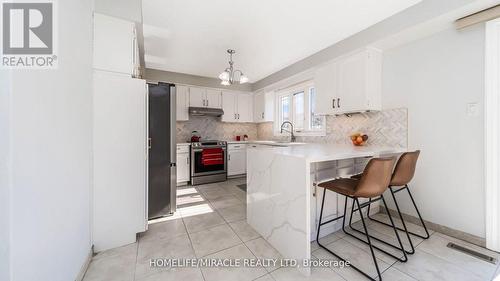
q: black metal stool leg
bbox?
[346,197,409,261]
[316,191,380,281]
[388,186,415,254]
[354,198,382,280]
[380,195,408,261]
[405,185,430,239]
[366,185,430,240]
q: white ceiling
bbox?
[142,0,421,82]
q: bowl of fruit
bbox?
[350,133,369,146]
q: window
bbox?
[309,87,323,130]
[275,81,325,136]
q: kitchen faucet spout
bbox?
[280,121,296,142]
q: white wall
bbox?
[7,1,94,280]
[0,69,12,281]
[382,24,485,237]
[94,0,142,22]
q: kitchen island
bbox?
[246,143,405,275]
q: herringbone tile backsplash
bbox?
[176,116,258,143]
[177,108,407,148]
[257,108,408,148]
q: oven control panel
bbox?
[191,141,227,148]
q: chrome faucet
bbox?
[280,121,296,142]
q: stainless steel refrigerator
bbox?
[148,82,176,219]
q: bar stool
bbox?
[316,157,406,281]
[350,150,429,255]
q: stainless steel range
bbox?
[191,140,227,185]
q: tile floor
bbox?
[83,178,500,281]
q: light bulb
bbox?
[239,75,249,84]
[219,71,229,81]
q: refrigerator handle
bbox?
[169,85,177,214]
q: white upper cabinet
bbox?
[237,94,253,122]
[221,92,253,123]
[176,85,189,121]
[315,62,338,115]
[222,92,237,122]
[189,87,222,108]
[253,91,274,122]
[189,87,206,107]
[205,89,222,109]
[314,48,382,115]
[93,13,139,77]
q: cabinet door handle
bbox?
[238,113,240,119]
[186,157,189,164]
[337,98,340,108]
[228,154,231,160]
[207,99,209,107]
[262,112,264,119]
[234,114,237,120]
[332,99,336,109]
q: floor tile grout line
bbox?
[132,241,139,281]
[180,213,208,281]
[337,236,395,268]
[197,241,246,259]
[416,241,496,279]
[239,236,272,280]
[227,220,261,243]
[194,223,245,259]
[399,246,487,280]
[349,222,421,250]
[319,230,401,266]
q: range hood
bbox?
[189,107,224,117]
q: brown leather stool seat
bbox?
[319,178,358,196]
[315,157,407,281]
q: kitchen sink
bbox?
[252,140,307,147]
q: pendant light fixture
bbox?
[219,49,249,85]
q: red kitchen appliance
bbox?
[190,140,227,185]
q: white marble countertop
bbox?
[248,143,406,163]
[177,143,191,146]
[226,140,250,144]
[225,140,287,145]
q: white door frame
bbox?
[485,18,500,251]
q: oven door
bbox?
[191,146,227,177]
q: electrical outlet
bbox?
[467,103,479,117]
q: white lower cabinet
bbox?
[176,144,190,184]
[228,144,247,176]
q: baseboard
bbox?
[75,246,93,281]
[379,206,486,247]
